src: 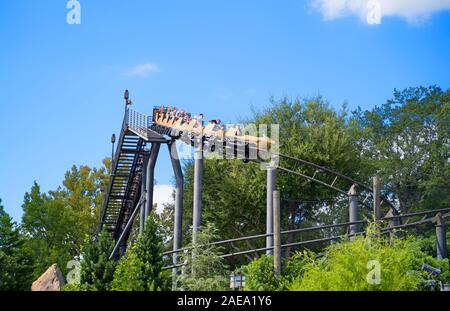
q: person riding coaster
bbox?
[152,107,274,151]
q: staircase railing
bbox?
[127,108,151,137]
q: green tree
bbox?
[112,216,165,291]
[21,159,110,279]
[111,245,146,291]
[0,199,34,290]
[79,229,116,291]
[177,223,229,291]
[21,182,76,279]
[354,86,450,213]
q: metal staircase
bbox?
[98,108,167,242]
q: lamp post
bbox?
[124,89,132,108]
[111,133,116,171]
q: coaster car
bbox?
[152,108,274,150]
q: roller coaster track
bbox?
[270,154,396,211]
[98,106,398,246]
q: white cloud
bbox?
[153,184,174,214]
[311,0,450,24]
[125,63,158,77]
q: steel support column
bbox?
[192,140,203,246]
[435,213,448,259]
[140,153,149,235]
[110,198,144,260]
[373,176,381,221]
[273,191,281,277]
[266,167,276,255]
[168,142,184,288]
[348,184,359,236]
[145,143,160,222]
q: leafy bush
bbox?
[62,283,95,291]
[111,246,146,291]
[289,225,434,291]
[241,255,281,291]
[279,251,312,288]
[414,232,450,260]
[241,251,311,291]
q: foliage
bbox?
[112,215,165,291]
[111,245,147,291]
[413,231,450,259]
[353,86,450,213]
[280,250,312,287]
[0,200,34,290]
[62,283,95,291]
[241,251,311,291]
[289,225,433,291]
[241,255,281,291]
[79,229,116,291]
[21,159,110,279]
[177,223,229,291]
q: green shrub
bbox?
[289,226,428,291]
[111,246,146,291]
[241,255,281,291]
[62,283,95,291]
[111,216,165,291]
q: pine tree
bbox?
[112,215,165,291]
[135,216,164,290]
[79,230,116,290]
[111,244,146,291]
[177,223,229,291]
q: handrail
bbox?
[127,108,151,137]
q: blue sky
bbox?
[0,0,449,221]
